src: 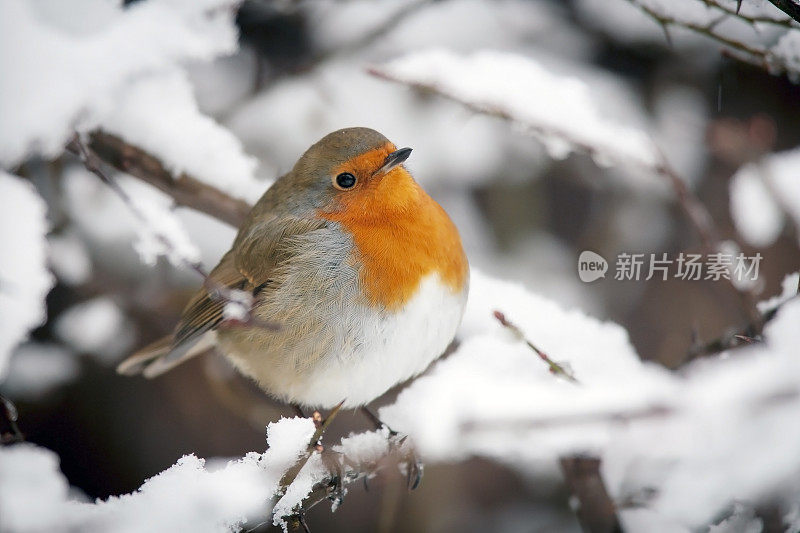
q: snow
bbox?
[125,176,203,268]
[729,163,785,246]
[4,270,800,529]
[54,297,134,363]
[0,417,316,533]
[61,166,202,272]
[47,232,93,286]
[707,503,762,533]
[3,343,80,400]
[758,271,799,313]
[271,454,327,530]
[0,445,74,533]
[380,270,677,462]
[333,428,393,469]
[372,49,660,169]
[730,148,800,247]
[0,172,54,381]
[770,30,800,80]
[221,290,254,322]
[99,70,263,203]
[377,271,800,528]
[0,0,242,167]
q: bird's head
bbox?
[284,127,417,217]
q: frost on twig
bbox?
[493,310,578,383]
[0,171,54,381]
[272,407,424,531]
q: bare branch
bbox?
[684,291,799,364]
[278,401,345,499]
[493,310,578,383]
[623,0,800,79]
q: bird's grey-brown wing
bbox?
[232,215,328,288]
[172,250,247,348]
[117,215,327,377]
[117,251,247,377]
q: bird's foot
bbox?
[361,406,423,490]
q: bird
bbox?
[118,127,469,415]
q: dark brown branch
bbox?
[87,131,251,228]
[560,456,622,533]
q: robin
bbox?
[119,127,469,418]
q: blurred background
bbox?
[3,0,800,531]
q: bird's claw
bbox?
[387,431,424,490]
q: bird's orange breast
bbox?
[319,167,468,311]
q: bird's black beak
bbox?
[376,147,412,176]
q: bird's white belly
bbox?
[222,273,468,408]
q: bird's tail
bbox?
[117,333,213,378]
[117,336,172,376]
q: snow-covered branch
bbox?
[369,49,762,326]
[87,131,251,228]
[623,0,800,79]
[764,0,800,24]
[65,134,278,333]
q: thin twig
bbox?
[683,291,799,364]
[701,0,796,27]
[278,401,345,490]
[624,0,800,78]
[493,310,579,383]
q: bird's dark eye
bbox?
[334,172,357,190]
